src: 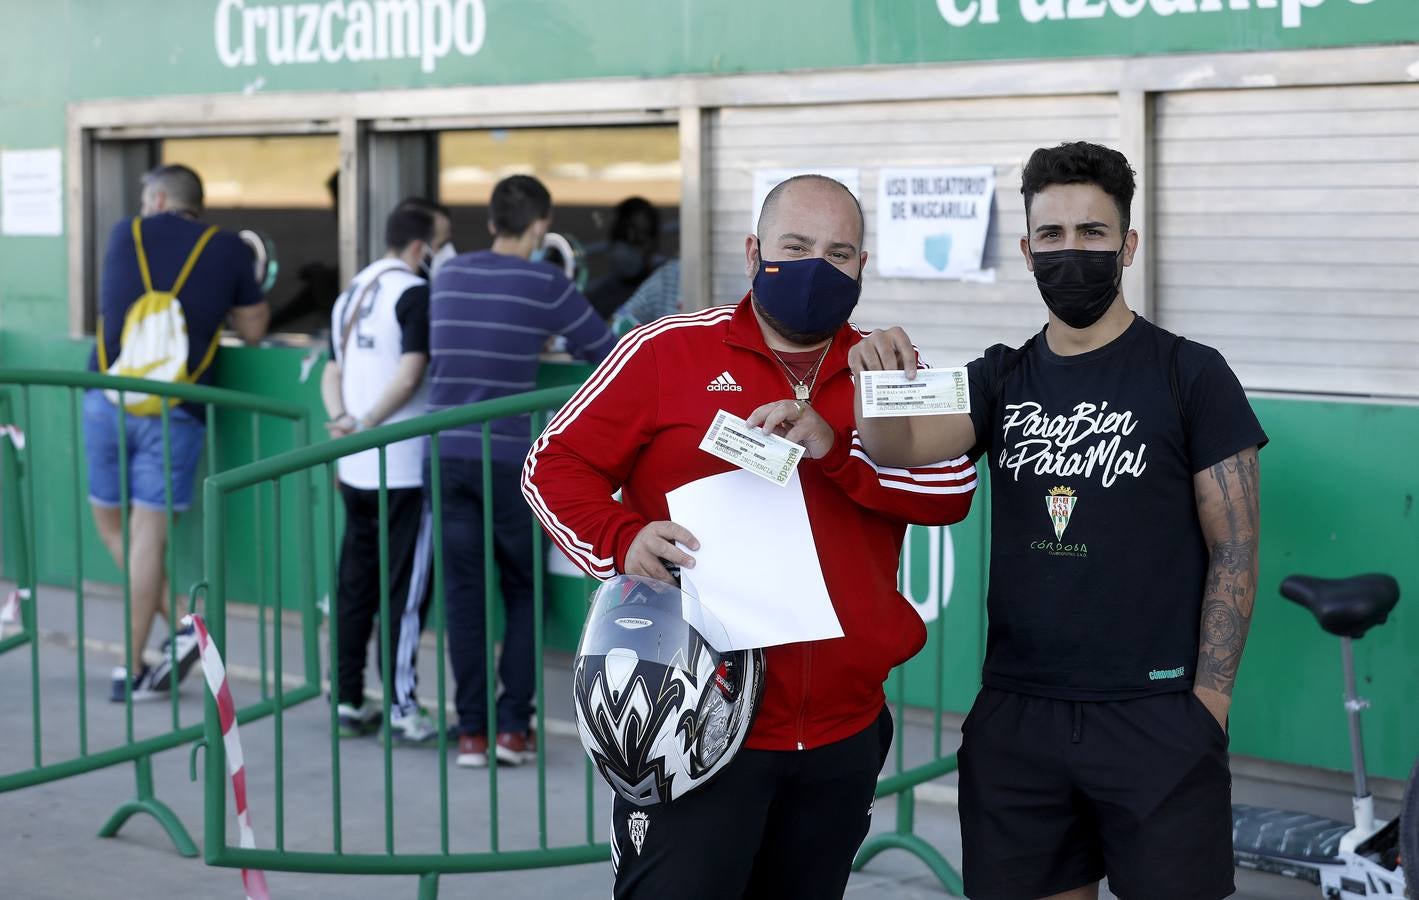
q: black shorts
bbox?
[610,706,893,900]
[958,687,1234,900]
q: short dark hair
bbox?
[142,164,204,213]
[385,206,435,251]
[757,174,865,246]
[609,197,659,243]
[396,196,452,221]
[489,175,552,238]
[1021,142,1136,233]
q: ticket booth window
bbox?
[437,125,682,289]
[160,135,341,336]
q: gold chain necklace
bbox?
[768,338,834,403]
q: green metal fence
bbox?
[199,382,970,897]
[0,388,36,656]
[0,368,312,857]
[202,385,606,899]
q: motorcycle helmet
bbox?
[539,231,589,291]
[573,574,764,807]
[237,228,280,295]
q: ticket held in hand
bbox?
[698,410,805,487]
[859,368,971,418]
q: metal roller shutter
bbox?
[709,94,1119,367]
[1153,84,1419,399]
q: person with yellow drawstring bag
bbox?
[84,163,271,703]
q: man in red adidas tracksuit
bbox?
[522,175,976,899]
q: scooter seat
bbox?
[1280,574,1399,639]
[1232,804,1348,861]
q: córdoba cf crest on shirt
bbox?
[1045,486,1077,541]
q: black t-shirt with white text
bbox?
[966,315,1267,700]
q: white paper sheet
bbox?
[1,148,63,236]
[875,166,994,280]
[666,469,842,651]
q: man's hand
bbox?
[625,521,699,586]
[848,326,918,378]
[324,415,356,439]
[745,399,835,459]
[1193,685,1231,732]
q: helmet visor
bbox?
[577,574,732,667]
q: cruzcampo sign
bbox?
[46,0,1417,100]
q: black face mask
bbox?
[1029,245,1124,330]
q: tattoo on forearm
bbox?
[1195,449,1260,698]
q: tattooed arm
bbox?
[1191,447,1261,728]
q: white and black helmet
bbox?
[573,575,764,807]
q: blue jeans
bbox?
[426,456,537,735]
[83,390,206,512]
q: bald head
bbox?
[141,164,204,216]
[747,174,868,290]
[756,174,864,246]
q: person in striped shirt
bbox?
[425,174,614,768]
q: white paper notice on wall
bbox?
[875,166,994,279]
[750,168,861,233]
[1,149,63,237]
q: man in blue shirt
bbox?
[426,174,614,767]
[85,164,269,703]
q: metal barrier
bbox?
[0,388,36,656]
[200,382,968,897]
[202,385,604,899]
[859,590,966,895]
[0,368,312,858]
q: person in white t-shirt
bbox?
[320,205,437,743]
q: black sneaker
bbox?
[110,666,161,703]
[149,623,201,692]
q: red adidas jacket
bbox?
[522,296,976,751]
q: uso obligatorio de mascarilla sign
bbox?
[936,0,1377,29]
[214,0,486,74]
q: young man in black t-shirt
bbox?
[852,142,1265,900]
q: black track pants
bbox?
[610,707,893,900]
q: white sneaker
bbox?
[110,666,161,703]
[337,702,380,737]
[149,624,201,692]
[389,707,438,744]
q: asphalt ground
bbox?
[2,580,1400,900]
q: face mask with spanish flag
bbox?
[751,252,861,337]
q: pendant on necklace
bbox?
[794,384,810,401]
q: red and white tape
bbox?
[0,424,25,451]
[0,588,25,629]
[187,613,273,900]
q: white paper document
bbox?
[1,148,63,236]
[666,469,842,651]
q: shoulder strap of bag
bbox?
[130,217,218,297]
[338,267,396,360]
[170,226,219,296]
[131,217,154,294]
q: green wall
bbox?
[3,2,1417,350]
[11,1,1416,105]
[1232,397,1419,780]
